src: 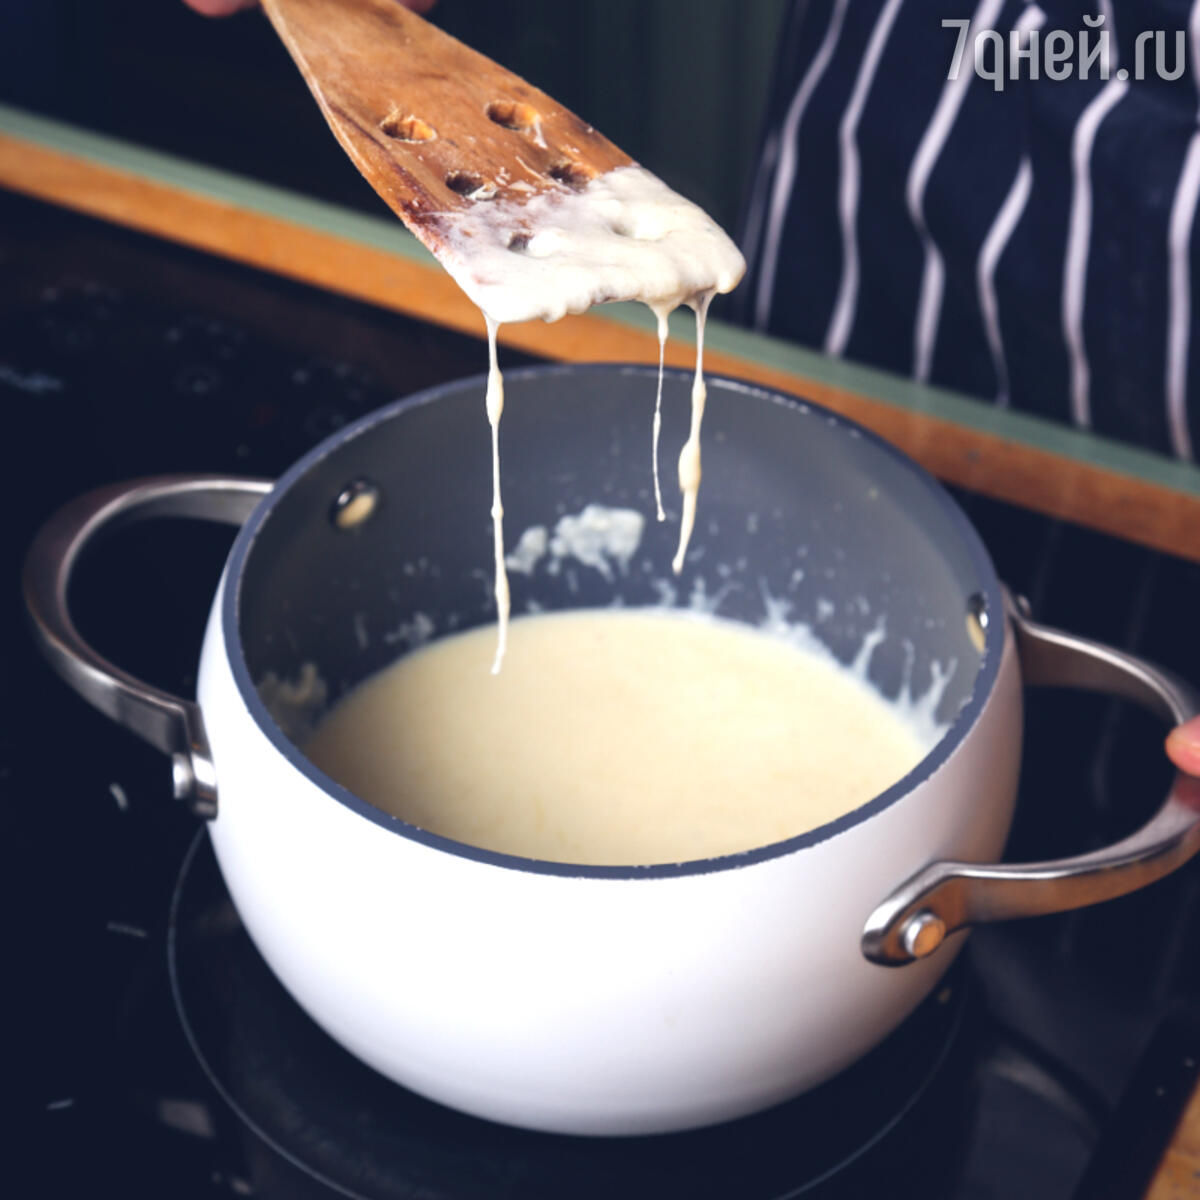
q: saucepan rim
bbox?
[222,362,1006,880]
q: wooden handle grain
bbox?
[260,0,631,258]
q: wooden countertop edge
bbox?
[3,130,1200,563]
[1145,1081,1200,1198]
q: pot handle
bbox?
[862,592,1200,966]
[22,475,273,819]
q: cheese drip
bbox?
[435,165,745,668]
[672,292,712,574]
[650,302,671,523]
[484,316,509,674]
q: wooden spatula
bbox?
[260,0,634,262]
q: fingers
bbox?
[1166,715,1200,776]
[184,0,436,14]
[183,0,258,14]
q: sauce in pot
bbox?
[304,608,927,866]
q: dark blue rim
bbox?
[222,363,1005,880]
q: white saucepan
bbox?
[24,365,1200,1135]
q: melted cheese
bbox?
[483,316,509,673]
[436,165,745,669]
[436,165,744,323]
[672,292,711,574]
[650,301,671,524]
[304,609,927,866]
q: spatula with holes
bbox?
[260,0,633,261]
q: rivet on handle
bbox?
[901,911,946,959]
[330,479,381,530]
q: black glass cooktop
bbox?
[5,186,1200,1200]
[170,832,976,1200]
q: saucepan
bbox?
[23,363,1200,1136]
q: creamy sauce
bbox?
[672,292,711,574]
[434,165,745,667]
[304,609,927,866]
[506,504,644,581]
[484,316,509,673]
[436,165,744,324]
[650,302,671,523]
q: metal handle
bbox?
[862,592,1200,966]
[22,475,273,818]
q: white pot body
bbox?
[197,575,1023,1136]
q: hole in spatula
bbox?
[486,100,539,132]
[548,160,595,191]
[379,113,436,142]
[445,172,497,201]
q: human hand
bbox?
[183,0,256,13]
[183,0,435,15]
[1167,716,1200,776]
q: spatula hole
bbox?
[548,160,596,191]
[445,171,497,201]
[379,112,436,142]
[486,100,539,132]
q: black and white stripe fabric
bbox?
[735,0,1200,460]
